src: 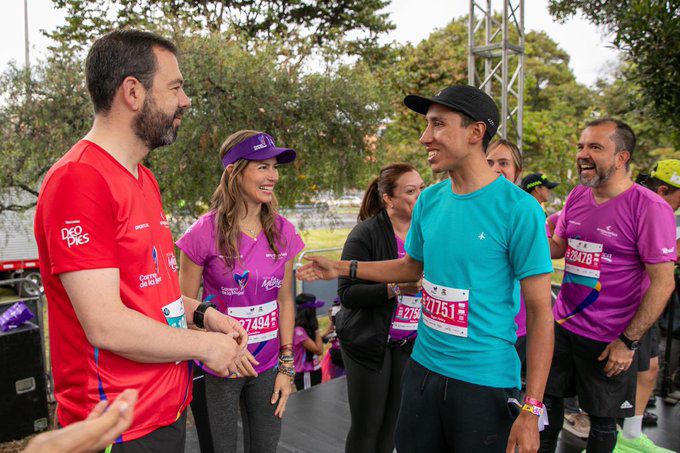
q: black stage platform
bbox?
[185,376,679,452]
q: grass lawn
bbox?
[297,228,351,262]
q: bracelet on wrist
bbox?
[349,260,358,280]
[280,343,293,351]
[521,403,544,417]
[277,364,295,378]
[278,355,294,363]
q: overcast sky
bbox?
[1,0,619,86]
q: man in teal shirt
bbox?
[298,85,554,452]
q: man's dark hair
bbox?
[585,118,636,169]
[85,29,177,113]
[641,176,680,195]
[456,111,491,151]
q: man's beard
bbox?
[133,94,184,150]
[578,158,616,188]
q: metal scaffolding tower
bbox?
[468,0,525,149]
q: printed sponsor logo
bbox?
[134,223,150,230]
[662,247,675,254]
[620,400,633,409]
[160,211,170,228]
[568,220,582,226]
[596,225,618,238]
[601,252,613,263]
[261,276,283,291]
[167,253,178,272]
[477,232,486,240]
[265,252,288,259]
[234,270,249,290]
[139,273,162,288]
[61,224,90,248]
[221,286,245,296]
[152,247,159,274]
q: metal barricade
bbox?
[0,277,54,403]
[294,248,343,312]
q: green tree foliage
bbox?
[548,0,680,135]
[49,0,394,59]
[0,35,388,216]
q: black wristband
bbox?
[194,302,216,329]
[349,260,358,280]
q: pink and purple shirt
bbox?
[293,326,321,373]
[554,184,676,342]
[388,235,422,341]
[176,211,305,374]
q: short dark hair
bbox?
[85,29,177,113]
[456,111,491,151]
[643,176,680,195]
[585,118,636,169]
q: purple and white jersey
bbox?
[388,235,422,341]
[177,211,304,374]
[553,184,675,342]
[293,326,320,373]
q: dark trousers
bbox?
[342,345,411,453]
[394,360,519,453]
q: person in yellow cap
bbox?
[617,158,680,453]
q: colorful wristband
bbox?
[524,396,544,408]
[521,403,544,417]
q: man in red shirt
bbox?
[34,30,255,451]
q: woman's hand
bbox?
[271,372,294,418]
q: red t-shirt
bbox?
[34,140,192,442]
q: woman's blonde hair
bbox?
[486,138,523,183]
[211,130,282,269]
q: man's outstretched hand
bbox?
[296,256,341,281]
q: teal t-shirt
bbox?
[405,176,552,389]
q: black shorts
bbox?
[638,323,660,372]
[104,410,187,453]
[395,359,519,452]
[545,322,637,418]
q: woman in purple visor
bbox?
[177,130,304,453]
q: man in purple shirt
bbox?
[541,119,676,453]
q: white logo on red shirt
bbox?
[139,273,162,288]
[167,253,178,272]
[134,223,150,230]
[261,276,282,291]
[160,211,170,229]
[61,224,90,248]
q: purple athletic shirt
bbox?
[554,184,676,342]
[388,235,422,341]
[293,326,320,373]
[176,211,305,374]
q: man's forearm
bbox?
[624,273,675,340]
[522,274,554,402]
[525,303,554,401]
[337,256,422,283]
[91,304,210,363]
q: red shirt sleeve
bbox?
[40,162,119,274]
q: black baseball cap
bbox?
[521,173,559,192]
[403,85,500,141]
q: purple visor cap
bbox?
[222,133,297,168]
[298,299,325,309]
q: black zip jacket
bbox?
[336,209,398,371]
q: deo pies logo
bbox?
[61,220,90,248]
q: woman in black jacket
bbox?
[336,163,425,453]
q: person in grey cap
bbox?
[521,173,559,207]
[297,85,554,453]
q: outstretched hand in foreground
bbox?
[24,389,138,453]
